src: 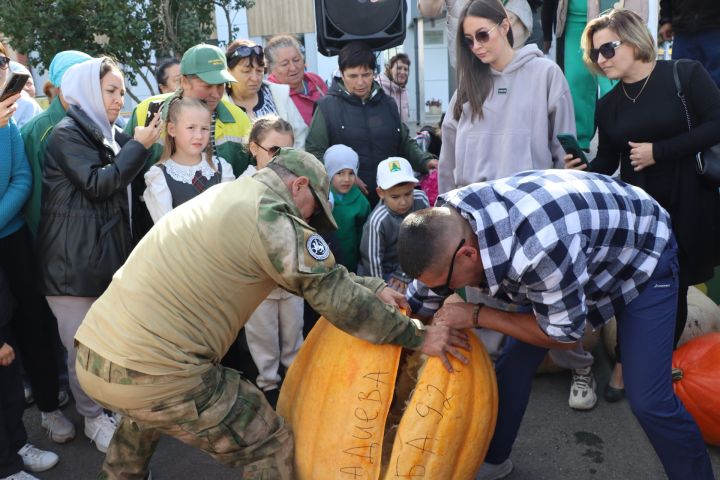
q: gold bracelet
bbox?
[471,304,482,328]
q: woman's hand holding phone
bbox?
[134,111,162,149]
[563,153,588,170]
[0,93,21,128]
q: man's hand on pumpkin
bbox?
[421,325,470,372]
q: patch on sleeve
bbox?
[306,234,331,261]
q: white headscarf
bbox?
[61,58,120,152]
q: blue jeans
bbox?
[484,239,715,480]
[673,28,720,88]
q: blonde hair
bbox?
[158,96,214,169]
[581,9,656,76]
[249,114,294,146]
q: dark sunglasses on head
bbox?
[463,23,500,48]
[429,238,466,297]
[228,45,264,61]
[589,40,623,63]
[0,56,9,70]
[256,144,281,157]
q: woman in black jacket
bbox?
[36,57,160,453]
[566,10,720,408]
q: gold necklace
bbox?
[621,64,655,103]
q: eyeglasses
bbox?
[589,40,623,63]
[256,144,281,157]
[463,23,500,48]
[228,45,264,62]
[429,238,466,297]
[0,56,9,70]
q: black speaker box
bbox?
[315,0,407,56]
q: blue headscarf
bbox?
[48,50,92,88]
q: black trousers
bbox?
[0,331,26,477]
[0,226,60,412]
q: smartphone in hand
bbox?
[0,72,30,102]
[556,133,589,166]
[144,101,162,126]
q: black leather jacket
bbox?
[36,106,148,297]
[660,0,720,33]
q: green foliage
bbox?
[0,0,256,98]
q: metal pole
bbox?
[415,17,425,127]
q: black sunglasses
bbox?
[430,238,466,297]
[256,144,281,157]
[228,45,264,61]
[463,23,500,48]
[0,56,9,70]
[589,40,623,63]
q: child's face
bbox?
[332,168,356,194]
[250,130,294,170]
[167,105,211,159]
[377,182,416,215]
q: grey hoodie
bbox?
[439,45,575,194]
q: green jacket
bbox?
[20,96,67,237]
[330,185,371,272]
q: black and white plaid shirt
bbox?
[408,170,672,342]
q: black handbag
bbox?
[672,60,720,188]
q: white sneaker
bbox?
[0,471,40,480]
[475,459,513,480]
[84,413,118,453]
[569,366,598,411]
[17,444,59,473]
[41,409,76,443]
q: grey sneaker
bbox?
[41,410,76,443]
[569,366,597,411]
[476,459,513,480]
[17,444,59,473]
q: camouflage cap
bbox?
[270,148,338,232]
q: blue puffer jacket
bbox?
[0,118,31,239]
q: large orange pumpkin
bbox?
[277,317,498,479]
[672,333,720,446]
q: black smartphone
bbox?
[0,72,30,102]
[556,133,589,166]
[144,101,162,126]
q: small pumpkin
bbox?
[672,333,720,446]
[604,286,720,360]
[277,317,498,479]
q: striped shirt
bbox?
[359,189,429,281]
[407,170,672,342]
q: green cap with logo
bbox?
[180,44,236,85]
[270,149,338,232]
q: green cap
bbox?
[270,149,338,232]
[180,44,236,85]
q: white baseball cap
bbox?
[376,157,417,190]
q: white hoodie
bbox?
[439,45,575,194]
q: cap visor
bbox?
[377,175,418,190]
[196,70,237,85]
[311,188,338,232]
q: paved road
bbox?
[22,344,719,479]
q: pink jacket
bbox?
[378,73,409,124]
[268,71,327,127]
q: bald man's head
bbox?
[398,206,468,279]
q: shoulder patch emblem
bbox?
[306,234,330,261]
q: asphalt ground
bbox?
[21,342,720,479]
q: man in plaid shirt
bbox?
[398,170,714,480]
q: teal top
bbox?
[1,118,31,239]
[331,184,371,272]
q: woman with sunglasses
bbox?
[439,0,601,417]
[439,0,574,195]
[565,9,720,404]
[225,40,307,150]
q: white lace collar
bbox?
[163,155,218,184]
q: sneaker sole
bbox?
[42,423,76,444]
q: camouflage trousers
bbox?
[75,344,293,480]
